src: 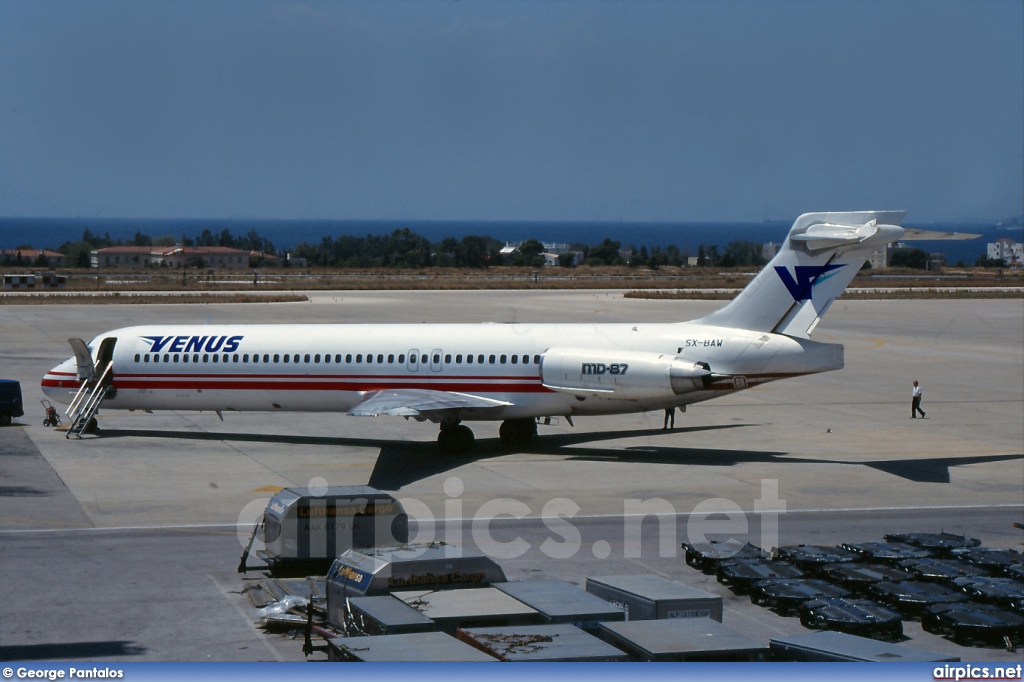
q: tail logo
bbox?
[774,264,844,302]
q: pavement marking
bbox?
[3,502,1020,535]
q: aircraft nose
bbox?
[41,357,79,405]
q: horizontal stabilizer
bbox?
[899,229,981,241]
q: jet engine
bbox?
[540,347,712,400]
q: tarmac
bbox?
[1,291,1022,662]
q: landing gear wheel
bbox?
[43,419,51,427]
[438,424,475,455]
[499,418,537,449]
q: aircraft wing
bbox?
[347,388,512,418]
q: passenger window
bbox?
[164,354,170,362]
[183,355,189,363]
[135,354,140,362]
[511,355,518,364]
[366,354,373,364]
[433,354,441,364]
[522,355,529,364]
[445,354,452,363]
[264,354,271,363]
[204,354,210,363]
[346,354,353,363]
[466,354,473,364]
[421,354,428,364]
[500,354,507,364]
[388,354,394,363]
[356,354,362,363]
[222,354,229,363]
[283,355,289,363]
[335,354,342,363]
[489,355,496,364]
[144,355,149,363]
[304,354,310,363]
[456,354,462,363]
[534,355,541,364]
[478,354,485,364]
[195,354,201,363]
[173,354,180,363]
[233,354,239,362]
[273,354,279,363]
[377,354,384,363]
[153,355,160,364]
[398,354,406,364]
[243,354,249,362]
[212,355,218,363]
[293,354,299,363]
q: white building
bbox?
[987,238,1023,267]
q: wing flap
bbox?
[347,388,512,418]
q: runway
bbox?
[1,292,1022,661]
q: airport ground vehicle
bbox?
[0,379,24,426]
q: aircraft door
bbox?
[67,338,96,382]
[430,349,443,372]
[407,349,419,372]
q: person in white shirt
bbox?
[912,380,926,419]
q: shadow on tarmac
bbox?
[0,640,146,660]
[96,425,1023,491]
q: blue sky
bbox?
[1,0,1021,223]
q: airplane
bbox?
[40,211,968,453]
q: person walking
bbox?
[663,406,676,429]
[911,380,926,418]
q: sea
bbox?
[1,217,1020,265]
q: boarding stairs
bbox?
[65,362,112,439]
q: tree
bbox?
[718,240,766,268]
[889,248,929,269]
[586,238,623,266]
[974,254,1006,268]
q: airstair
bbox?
[65,362,112,439]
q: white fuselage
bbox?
[41,321,843,420]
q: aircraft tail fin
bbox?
[696,211,907,338]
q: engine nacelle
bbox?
[540,347,711,400]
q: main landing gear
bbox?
[436,418,539,454]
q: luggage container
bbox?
[325,543,507,627]
[749,578,850,615]
[597,617,768,661]
[821,563,912,594]
[798,597,904,640]
[345,595,436,636]
[884,532,981,557]
[457,623,629,661]
[0,379,23,426]
[840,540,932,566]
[899,557,989,584]
[390,587,541,634]
[326,631,498,662]
[951,547,1023,574]
[867,580,969,617]
[770,630,960,662]
[242,485,409,576]
[953,577,1024,612]
[716,560,804,594]
[585,575,722,622]
[778,545,861,574]
[493,579,624,632]
[923,603,1024,647]
[682,541,763,574]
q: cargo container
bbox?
[585,575,722,622]
[494,579,625,631]
[243,485,408,576]
[326,631,498,661]
[391,587,542,634]
[326,543,507,627]
[345,595,436,636]
[457,623,629,661]
[770,631,960,662]
[598,617,768,661]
